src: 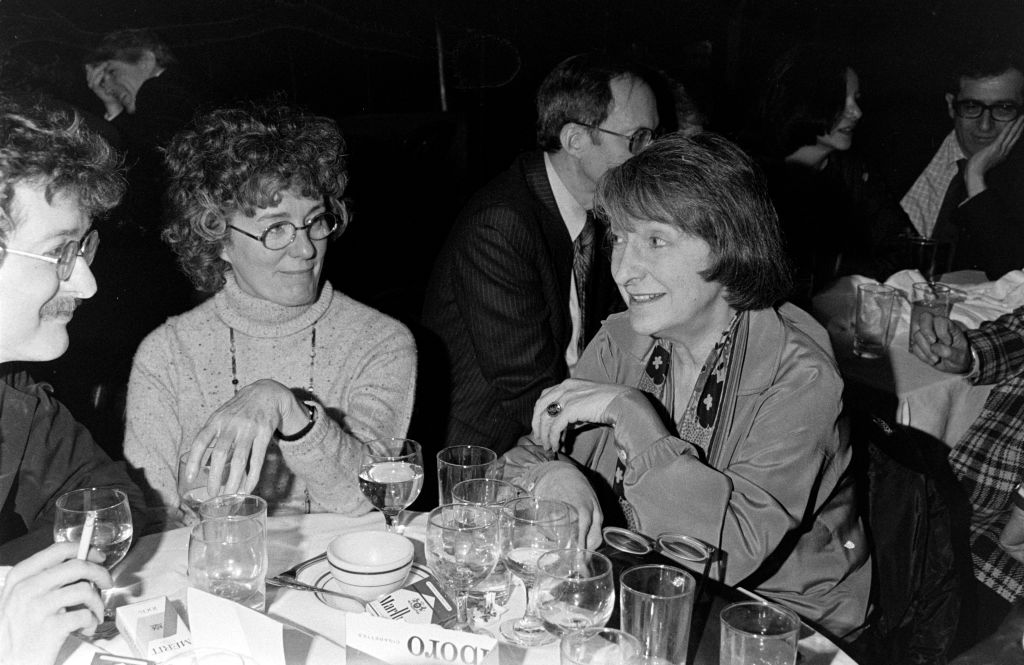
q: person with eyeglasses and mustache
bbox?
[901,49,1024,279]
[122,102,416,527]
[0,97,147,665]
[423,53,659,455]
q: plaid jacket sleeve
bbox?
[966,306,1024,385]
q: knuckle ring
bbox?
[546,401,563,417]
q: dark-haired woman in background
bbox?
[123,102,416,525]
[751,45,913,306]
[503,133,871,638]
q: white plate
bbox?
[294,554,431,612]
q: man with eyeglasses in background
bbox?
[901,49,1024,278]
[423,53,659,455]
[0,98,146,665]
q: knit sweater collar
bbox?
[213,271,334,338]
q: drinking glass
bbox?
[437,445,500,505]
[560,627,642,665]
[452,478,529,626]
[908,282,954,351]
[53,487,133,620]
[358,438,424,532]
[536,548,615,637]
[177,451,230,523]
[904,237,939,283]
[620,564,695,665]
[720,601,800,665]
[853,284,897,359]
[188,516,267,611]
[499,497,576,646]
[425,504,502,633]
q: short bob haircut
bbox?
[536,53,651,152]
[162,101,349,293]
[0,96,124,248]
[758,44,852,158]
[596,132,791,311]
[84,28,178,69]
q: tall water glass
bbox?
[452,478,529,626]
[359,438,424,532]
[424,504,501,633]
[853,284,897,359]
[499,497,576,646]
[560,627,641,665]
[188,517,267,611]
[620,564,695,665]
[437,445,500,505]
[536,548,615,636]
[720,601,800,665]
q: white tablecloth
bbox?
[813,277,993,447]
[64,512,853,664]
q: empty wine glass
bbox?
[452,478,530,627]
[53,487,133,620]
[499,497,576,646]
[536,548,615,637]
[425,503,502,632]
[358,438,424,532]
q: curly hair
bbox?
[596,132,792,311]
[0,96,124,247]
[162,101,349,292]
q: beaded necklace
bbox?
[228,326,317,395]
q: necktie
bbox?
[932,158,967,244]
[574,212,596,355]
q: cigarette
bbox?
[77,512,97,560]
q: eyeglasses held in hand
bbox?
[571,121,655,155]
[229,211,340,250]
[0,229,99,281]
[952,99,1022,122]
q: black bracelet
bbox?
[277,402,317,441]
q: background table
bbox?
[78,512,855,664]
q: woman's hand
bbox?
[910,312,972,374]
[531,465,604,549]
[186,379,311,495]
[0,543,111,665]
[531,379,647,453]
[85,62,124,120]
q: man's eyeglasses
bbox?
[953,100,1022,122]
[0,229,99,281]
[572,121,655,155]
[228,212,340,250]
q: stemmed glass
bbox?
[53,487,133,620]
[358,438,424,532]
[535,548,615,637]
[452,478,530,628]
[425,504,502,633]
[499,497,576,646]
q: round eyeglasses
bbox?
[228,212,340,250]
[0,229,99,281]
[571,121,655,156]
[953,100,1022,122]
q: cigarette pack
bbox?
[114,596,192,660]
[366,573,457,625]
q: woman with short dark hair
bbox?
[124,102,416,524]
[503,132,871,638]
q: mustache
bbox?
[40,297,79,319]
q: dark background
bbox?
[1,0,1022,449]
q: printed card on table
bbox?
[346,613,499,665]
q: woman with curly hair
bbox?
[123,101,416,524]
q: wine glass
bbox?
[358,438,424,532]
[536,548,615,637]
[499,497,576,646]
[53,487,133,620]
[452,478,530,627]
[425,504,502,632]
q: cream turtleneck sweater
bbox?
[124,275,416,522]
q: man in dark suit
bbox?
[423,53,659,454]
[901,50,1024,279]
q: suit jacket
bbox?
[951,143,1024,279]
[422,151,621,454]
[0,368,147,563]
